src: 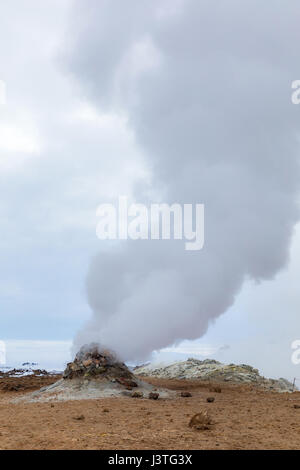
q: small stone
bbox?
[73,414,85,421]
[132,391,143,398]
[103,408,110,413]
[149,392,159,400]
[181,391,192,398]
[206,397,215,403]
[209,386,222,393]
[117,377,138,388]
[293,404,300,409]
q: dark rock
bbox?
[132,391,143,398]
[73,415,85,421]
[181,391,192,398]
[149,392,159,400]
[116,377,138,388]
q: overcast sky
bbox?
[1,0,300,381]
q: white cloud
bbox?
[0,124,40,154]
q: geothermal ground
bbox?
[1,372,300,450]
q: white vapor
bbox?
[65,0,300,361]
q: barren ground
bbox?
[0,374,300,450]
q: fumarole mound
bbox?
[63,345,135,385]
[15,344,171,402]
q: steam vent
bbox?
[19,344,172,402]
[63,344,137,388]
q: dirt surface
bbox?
[0,375,300,449]
[0,372,62,393]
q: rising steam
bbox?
[66,0,300,361]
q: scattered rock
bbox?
[132,391,143,398]
[148,392,159,400]
[73,414,85,421]
[209,386,222,393]
[116,377,138,388]
[293,404,300,409]
[103,408,110,413]
[189,411,212,431]
[181,391,192,398]
[206,396,215,403]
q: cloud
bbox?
[0,0,146,341]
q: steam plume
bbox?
[66,0,300,361]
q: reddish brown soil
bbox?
[0,374,62,393]
[0,375,300,450]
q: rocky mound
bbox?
[63,345,136,388]
[134,358,295,392]
[15,344,172,402]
